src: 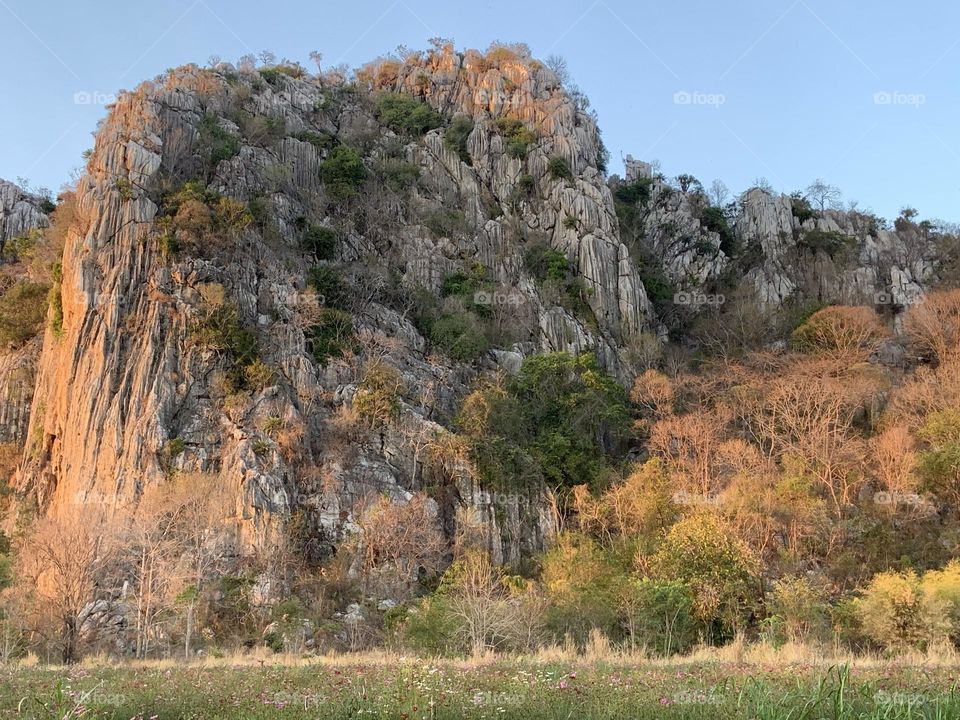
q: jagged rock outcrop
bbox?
[0,180,49,247]
[13,46,660,570]
[622,177,940,322]
[0,181,51,448]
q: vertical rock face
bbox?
[13,47,658,567]
[0,180,49,247]
[0,181,50,448]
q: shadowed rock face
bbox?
[11,46,661,566]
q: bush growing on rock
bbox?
[547,156,574,182]
[443,116,474,163]
[494,117,536,159]
[374,92,442,136]
[300,223,338,260]
[458,352,631,491]
[375,158,420,193]
[0,281,50,348]
[354,360,405,427]
[308,308,356,363]
[320,145,367,198]
[197,113,240,178]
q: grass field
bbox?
[2,654,960,720]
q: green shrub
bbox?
[197,113,241,174]
[0,281,50,348]
[541,533,627,644]
[308,308,356,363]
[376,158,420,193]
[440,264,490,306]
[423,208,466,238]
[306,266,348,308]
[613,178,653,206]
[700,205,736,255]
[429,311,489,361]
[856,569,949,651]
[458,352,631,490]
[259,64,303,86]
[354,361,404,426]
[375,92,442,136]
[790,193,816,223]
[797,229,855,257]
[443,116,474,163]
[495,118,536,159]
[301,224,337,260]
[294,130,336,151]
[524,242,569,282]
[190,302,262,392]
[646,514,760,642]
[320,146,366,198]
[621,579,697,655]
[515,174,535,198]
[547,155,574,181]
[190,304,258,363]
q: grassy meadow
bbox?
[2,650,960,720]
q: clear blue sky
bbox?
[1,0,957,222]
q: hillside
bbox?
[0,42,958,662]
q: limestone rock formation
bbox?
[13,46,660,570]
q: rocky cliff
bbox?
[2,43,952,581]
[8,45,663,568]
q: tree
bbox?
[644,513,760,640]
[675,174,702,194]
[308,50,323,72]
[356,494,446,597]
[790,306,888,363]
[165,473,230,659]
[19,509,117,663]
[903,289,960,364]
[708,179,730,207]
[572,459,677,551]
[648,407,732,497]
[804,179,843,212]
[872,426,919,504]
[856,569,950,651]
[442,549,524,656]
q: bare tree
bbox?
[903,289,960,364]
[804,179,843,211]
[445,549,515,656]
[356,494,447,597]
[19,508,117,663]
[708,179,730,207]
